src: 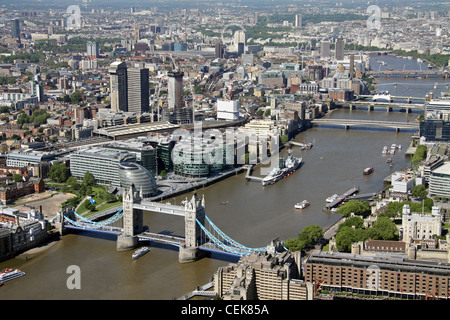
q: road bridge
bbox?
[57,188,271,263]
[311,118,419,132]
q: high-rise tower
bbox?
[335,38,344,61]
[109,61,128,112]
[168,71,184,110]
[127,67,149,114]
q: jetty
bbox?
[323,187,359,211]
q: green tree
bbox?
[82,171,95,186]
[335,226,358,252]
[412,145,427,164]
[48,162,70,183]
[298,225,323,244]
[12,174,23,182]
[366,216,398,241]
[337,200,371,218]
[264,109,271,117]
[71,90,83,104]
[280,134,289,144]
[411,184,427,199]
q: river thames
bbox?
[0,54,447,300]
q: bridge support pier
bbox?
[117,186,143,252]
[179,194,207,263]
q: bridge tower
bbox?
[179,193,206,263]
[116,186,143,251]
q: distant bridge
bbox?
[370,70,447,78]
[311,118,419,132]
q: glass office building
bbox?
[118,163,158,198]
[70,147,136,186]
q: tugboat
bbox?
[295,200,310,209]
[363,167,374,175]
[132,247,150,260]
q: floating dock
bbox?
[324,187,359,211]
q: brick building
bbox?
[305,250,450,299]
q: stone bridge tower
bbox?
[116,186,143,251]
[179,193,206,263]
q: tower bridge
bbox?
[57,187,271,263]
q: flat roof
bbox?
[432,161,450,175]
[94,121,179,138]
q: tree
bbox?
[12,174,23,182]
[49,162,70,183]
[82,171,95,186]
[335,226,358,252]
[366,216,398,241]
[298,225,323,244]
[412,145,427,164]
[285,224,323,252]
[71,90,83,104]
[411,184,427,199]
[337,200,371,218]
[280,134,289,144]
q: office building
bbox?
[11,19,20,39]
[87,41,99,58]
[216,99,240,121]
[109,61,128,112]
[234,30,247,46]
[118,163,157,198]
[305,250,450,300]
[167,71,184,110]
[335,38,344,60]
[295,14,302,27]
[104,138,158,174]
[6,149,56,168]
[425,99,450,114]
[127,67,149,114]
[320,41,330,59]
[215,40,224,59]
[420,119,450,142]
[174,43,188,51]
[429,161,450,199]
[70,147,136,186]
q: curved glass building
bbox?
[118,162,158,198]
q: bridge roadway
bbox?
[346,101,424,110]
[311,118,419,131]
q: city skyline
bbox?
[0,0,449,305]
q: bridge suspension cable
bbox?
[204,215,267,252]
[64,209,124,229]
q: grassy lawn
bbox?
[75,186,119,215]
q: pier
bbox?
[323,187,359,211]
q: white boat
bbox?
[0,268,25,284]
[382,146,388,154]
[326,194,339,203]
[132,247,149,259]
[295,200,310,209]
